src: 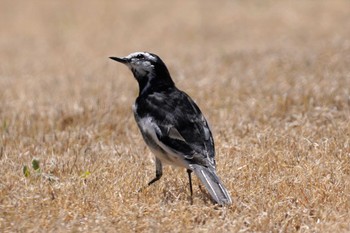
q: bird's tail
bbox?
[191,164,232,205]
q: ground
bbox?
[0,1,349,232]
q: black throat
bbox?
[133,63,175,96]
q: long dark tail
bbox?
[191,164,232,205]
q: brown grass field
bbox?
[1,1,350,232]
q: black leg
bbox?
[187,169,193,204]
[138,158,162,193]
[148,158,163,186]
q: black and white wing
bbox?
[134,87,215,168]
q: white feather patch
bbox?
[168,127,186,142]
[137,116,189,168]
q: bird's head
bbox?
[110,52,174,95]
[110,52,163,78]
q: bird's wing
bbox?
[135,88,215,167]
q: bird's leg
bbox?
[138,158,162,193]
[187,169,193,205]
[148,158,163,186]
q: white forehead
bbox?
[125,52,157,61]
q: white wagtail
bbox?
[110,52,232,205]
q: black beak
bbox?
[109,56,128,64]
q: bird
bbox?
[109,52,232,205]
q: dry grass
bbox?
[1,1,350,232]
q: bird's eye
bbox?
[136,54,144,59]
